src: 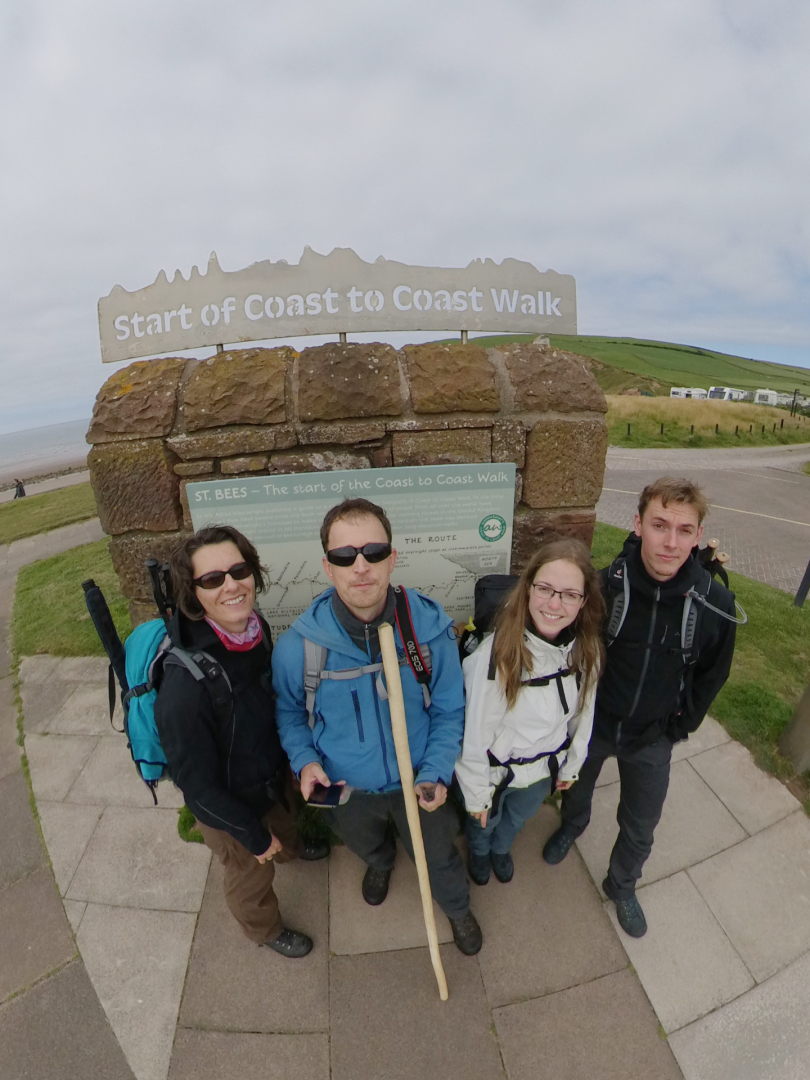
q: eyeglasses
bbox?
[531,582,585,607]
[325,542,392,567]
[193,561,254,590]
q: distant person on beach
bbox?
[456,538,604,886]
[155,524,328,959]
[13,479,26,498]
[273,497,483,956]
[542,478,738,938]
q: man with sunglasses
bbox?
[273,497,482,955]
[542,478,738,939]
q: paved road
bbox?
[598,444,810,594]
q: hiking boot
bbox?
[449,910,483,955]
[263,927,313,958]
[542,828,576,865]
[490,851,514,883]
[300,839,330,861]
[602,877,647,938]
[467,852,491,886]
[362,865,392,906]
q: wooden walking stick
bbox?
[378,621,449,1001]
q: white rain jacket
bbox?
[455,630,596,814]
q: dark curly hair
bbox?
[170,524,268,620]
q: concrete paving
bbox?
[3,452,810,1079]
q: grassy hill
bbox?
[458,333,810,398]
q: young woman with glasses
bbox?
[155,524,327,959]
[455,538,605,885]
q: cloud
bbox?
[1,0,808,431]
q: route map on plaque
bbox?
[187,463,516,636]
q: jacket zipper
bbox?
[628,585,660,719]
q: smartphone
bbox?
[306,783,349,808]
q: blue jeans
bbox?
[466,776,553,857]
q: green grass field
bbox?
[457,333,810,399]
[0,482,98,544]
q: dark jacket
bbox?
[594,534,737,750]
[154,613,287,856]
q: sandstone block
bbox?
[182,347,291,431]
[512,509,597,571]
[369,445,393,469]
[387,417,493,431]
[87,357,186,443]
[297,422,386,445]
[495,344,607,414]
[110,531,187,603]
[493,420,526,466]
[392,429,491,466]
[167,425,296,460]
[174,461,214,476]
[268,450,370,474]
[88,441,181,534]
[220,456,268,474]
[297,343,401,420]
[404,343,499,413]
[522,419,607,508]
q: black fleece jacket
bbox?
[154,612,287,856]
[594,534,737,750]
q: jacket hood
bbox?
[289,585,453,655]
[615,532,706,603]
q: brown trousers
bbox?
[197,796,300,945]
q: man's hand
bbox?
[255,834,283,864]
[555,779,574,791]
[299,761,333,800]
[468,808,488,829]
[415,780,447,812]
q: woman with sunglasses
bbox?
[155,524,326,959]
[455,538,605,884]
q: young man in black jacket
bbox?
[542,478,738,937]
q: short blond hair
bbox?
[638,478,708,524]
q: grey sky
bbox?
[1,0,808,433]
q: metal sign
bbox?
[98,247,577,363]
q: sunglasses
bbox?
[325,542,392,567]
[193,561,254,590]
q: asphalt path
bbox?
[597,444,810,595]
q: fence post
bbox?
[715,423,719,435]
[626,423,631,438]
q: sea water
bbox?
[0,418,90,486]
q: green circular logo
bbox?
[479,514,507,542]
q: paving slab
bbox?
[669,949,810,1080]
[53,656,112,682]
[0,674,20,781]
[66,735,185,809]
[689,810,810,982]
[179,855,329,1032]
[331,945,504,1080]
[64,898,87,932]
[24,732,98,801]
[77,904,197,1080]
[576,758,746,888]
[605,871,754,1033]
[670,715,730,761]
[0,768,45,887]
[42,683,113,736]
[474,807,626,1006]
[329,842,452,954]
[688,740,799,834]
[66,805,211,911]
[494,967,682,1080]
[0,866,77,1002]
[0,957,135,1080]
[18,654,64,685]
[169,1030,330,1080]
[38,800,103,894]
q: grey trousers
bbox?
[327,789,470,919]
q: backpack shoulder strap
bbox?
[303,637,329,729]
[605,556,631,644]
[163,646,233,720]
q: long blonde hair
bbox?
[491,538,605,708]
